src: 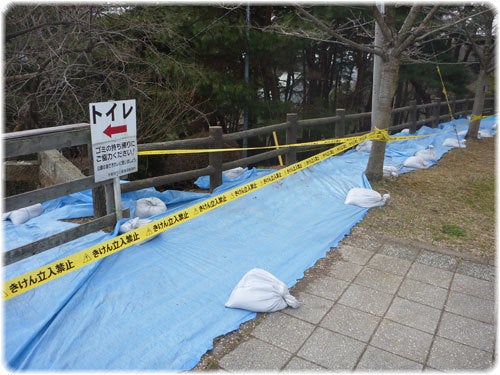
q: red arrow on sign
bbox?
[103,124,127,138]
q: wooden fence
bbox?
[3,96,494,264]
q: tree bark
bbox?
[365,55,400,181]
[466,68,486,139]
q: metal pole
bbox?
[371,2,384,131]
[113,176,123,221]
[243,3,250,157]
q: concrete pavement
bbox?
[196,231,496,371]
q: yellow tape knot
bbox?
[372,127,390,142]
[470,114,484,123]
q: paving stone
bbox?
[406,262,453,288]
[438,312,496,352]
[297,327,366,370]
[338,283,393,316]
[341,236,381,252]
[379,242,420,261]
[219,338,291,371]
[303,275,349,301]
[214,237,497,373]
[283,291,333,324]
[336,245,375,265]
[353,267,403,294]
[356,346,423,370]
[445,291,495,324]
[451,273,495,300]
[367,253,412,276]
[398,278,448,309]
[252,312,315,353]
[416,250,458,271]
[427,337,494,371]
[456,260,495,282]
[320,303,381,342]
[371,320,434,363]
[385,297,441,334]
[283,357,325,371]
[326,260,362,282]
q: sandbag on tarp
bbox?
[383,165,399,177]
[415,145,437,162]
[225,268,300,313]
[119,217,158,245]
[344,187,390,208]
[2,186,211,253]
[478,129,494,138]
[3,203,43,225]
[194,167,273,190]
[2,203,94,251]
[134,197,167,218]
[443,137,466,148]
[355,140,372,152]
[403,155,428,169]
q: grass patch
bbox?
[358,137,495,259]
[441,224,466,237]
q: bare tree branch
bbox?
[371,5,394,42]
[394,6,440,57]
[294,5,378,55]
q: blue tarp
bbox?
[2,116,496,371]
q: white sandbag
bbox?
[119,217,157,244]
[119,217,152,233]
[225,268,300,313]
[344,188,390,208]
[415,145,437,162]
[478,129,493,138]
[134,197,167,218]
[383,166,399,177]
[223,167,245,180]
[442,138,466,148]
[355,140,372,153]
[403,155,428,169]
[4,203,43,225]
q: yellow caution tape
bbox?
[138,133,384,156]
[470,114,494,123]
[5,108,494,300]
[388,134,429,142]
[3,130,378,301]
[272,131,284,166]
[436,65,454,119]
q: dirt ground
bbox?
[364,136,496,260]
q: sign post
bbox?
[89,99,138,221]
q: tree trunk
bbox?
[365,56,400,182]
[466,68,487,139]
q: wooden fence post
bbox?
[409,100,417,134]
[86,138,115,218]
[88,139,106,218]
[286,113,297,166]
[209,126,223,191]
[432,98,441,128]
[335,108,345,138]
[92,180,116,217]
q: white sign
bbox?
[89,99,138,182]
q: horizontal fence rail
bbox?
[2,96,494,264]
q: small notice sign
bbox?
[89,99,138,182]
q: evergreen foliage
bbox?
[3,4,486,143]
